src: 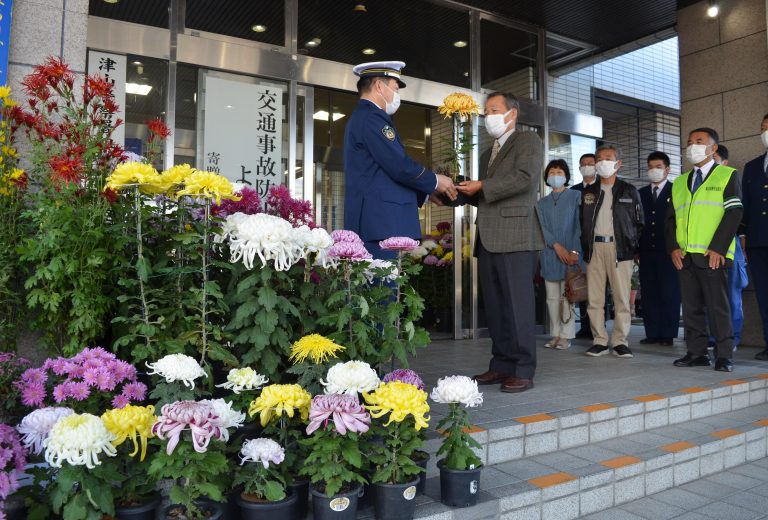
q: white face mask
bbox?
[686,144,711,165]
[761,130,768,149]
[647,168,666,183]
[579,165,596,179]
[547,175,566,189]
[485,109,512,139]
[379,84,400,115]
[596,160,617,178]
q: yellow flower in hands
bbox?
[105,161,160,191]
[101,404,156,461]
[438,92,480,119]
[175,170,240,204]
[289,334,346,364]
[363,381,430,430]
[248,384,311,427]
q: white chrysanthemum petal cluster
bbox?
[217,213,334,271]
[145,353,207,389]
[240,438,285,468]
[201,398,246,441]
[44,413,117,469]
[362,259,400,284]
[17,407,75,455]
[322,360,380,395]
[430,375,484,407]
[215,367,269,394]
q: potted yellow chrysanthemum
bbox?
[436,92,480,207]
[286,334,345,395]
[363,381,430,520]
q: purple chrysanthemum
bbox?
[328,241,372,261]
[122,382,147,401]
[382,369,425,390]
[436,221,451,233]
[213,186,263,218]
[423,255,439,265]
[331,229,364,245]
[112,394,130,409]
[379,236,420,252]
[21,383,45,407]
[306,394,371,435]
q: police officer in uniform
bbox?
[343,61,457,259]
[667,128,743,372]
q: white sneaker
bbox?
[544,337,560,348]
[555,338,571,350]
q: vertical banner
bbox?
[87,50,126,147]
[203,76,284,196]
[0,0,12,86]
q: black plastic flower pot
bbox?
[287,478,309,519]
[163,501,224,519]
[236,491,298,520]
[372,477,420,520]
[356,479,373,511]
[1,495,27,520]
[310,484,361,520]
[438,460,482,508]
[413,450,430,496]
[115,495,161,520]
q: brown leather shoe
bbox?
[500,377,534,393]
[471,370,508,385]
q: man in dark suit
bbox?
[742,113,768,359]
[343,60,457,259]
[638,151,680,346]
[572,153,597,339]
[457,92,544,393]
[667,128,743,372]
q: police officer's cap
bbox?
[353,61,406,88]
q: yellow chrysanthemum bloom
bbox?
[2,145,18,158]
[0,86,11,99]
[248,384,311,427]
[175,170,240,204]
[437,92,480,119]
[363,381,430,430]
[101,404,156,461]
[433,245,445,257]
[105,161,160,191]
[156,163,197,194]
[289,334,345,365]
[442,251,454,263]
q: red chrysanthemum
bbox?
[48,155,83,185]
[101,187,118,204]
[39,56,74,89]
[84,74,114,102]
[146,118,171,140]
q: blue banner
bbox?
[0,0,12,86]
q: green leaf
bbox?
[264,480,287,502]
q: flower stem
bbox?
[200,199,210,365]
[134,186,151,349]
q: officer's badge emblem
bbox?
[382,126,396,141]
[584,193,596,205]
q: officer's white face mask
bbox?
[647,168,666,183]
[761,130,768,149]
[579,165,596,179]
[596,160,617,178]
[686,144,711,165]
[485,109,512,139]
[379,83,400,115]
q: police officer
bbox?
[343,61,457,259]
[667,128,743,372]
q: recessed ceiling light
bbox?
[132,61,143,65]
[453,40,468,48]
[251,24,267,33]
[125,83,152,95]
[353,2,367,12]
[313,110,346,122]
[706,1,719,17]
[225,105,233,109]
[463,71,469,77]
[306,38,322,48]
[103,0,119,4]
[362,48,376,55]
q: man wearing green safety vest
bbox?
[666,128,743,373]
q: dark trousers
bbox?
[478,241,538,379]
[747,247,768,345]
[639,251,681,339]
[679,256,733,359]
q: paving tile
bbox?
[693,500,762,520]
[680,478,741,499]
[620,496,687,519]
[651,488,713,510]
[614,475,644,505]
[580,484,614,516]
[732,464,768,481]
[721,492,768,514]
[704,472,764,491]
[497,460,559,481]
[500,505,541,520]
[535,451,592,471]
[673,514,716,520]
[583,509,647,520]
[542,494,579,520]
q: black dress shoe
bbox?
[715,358,734,372]
[575,330,593,339]
[658,338,674,346]
[674,353,712,367]
[639,338,659,345]
[755,349,768,361]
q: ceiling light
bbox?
[251,24,267,33]
[225,105,233,109]
[132,61,143,65]
[707,1,719,17]
[313,110,346,122]
[103,0,119,3]
[353,2,367,12]
[362,48,376,55]
[463,71,469,77]
[306,38,322,47]
[453,40,468,48]
[125,83,152,95]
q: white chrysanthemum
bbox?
[219,213,302,271]
[430,376,484,407]
[44,413,117,469]
[17,407,75,455]
[421,240,438,250]
[363,259,400,284]
[215,367,268,394]
[408,245,430,258]
[240,438,285,468]
[201,398,246,441]
[322,361,380,395]
[145,353,207,389]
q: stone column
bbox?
[679,0,768,347]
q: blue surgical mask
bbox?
[547,175,566,189]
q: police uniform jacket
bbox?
[343,100,437,242]
[741,153,768,248]
[639,182,673,253]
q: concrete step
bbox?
[421,375,768,476]
[378,402,768,520]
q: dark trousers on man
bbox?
[679,255,733,359]
[639,251,681,339]
[478,241,537,379]
[747,247,768,346]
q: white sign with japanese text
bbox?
[202,76,284,196]
[86,50,126,146]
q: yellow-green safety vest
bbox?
[671,164,737,260]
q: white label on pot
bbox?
[470,480,479,494]
[403,486,417,500]
[329,497,350,511]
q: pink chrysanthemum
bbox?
[305,394,371,436]
[327,241,372,261]
[379,236,420,252]
[21,383,46,407]
[112,395,130,409]
[331,229,363,245]
[382,369,425,390]
[152,400,225,455]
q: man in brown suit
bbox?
[457,92,544,393]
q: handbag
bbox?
[564,265,588,304]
